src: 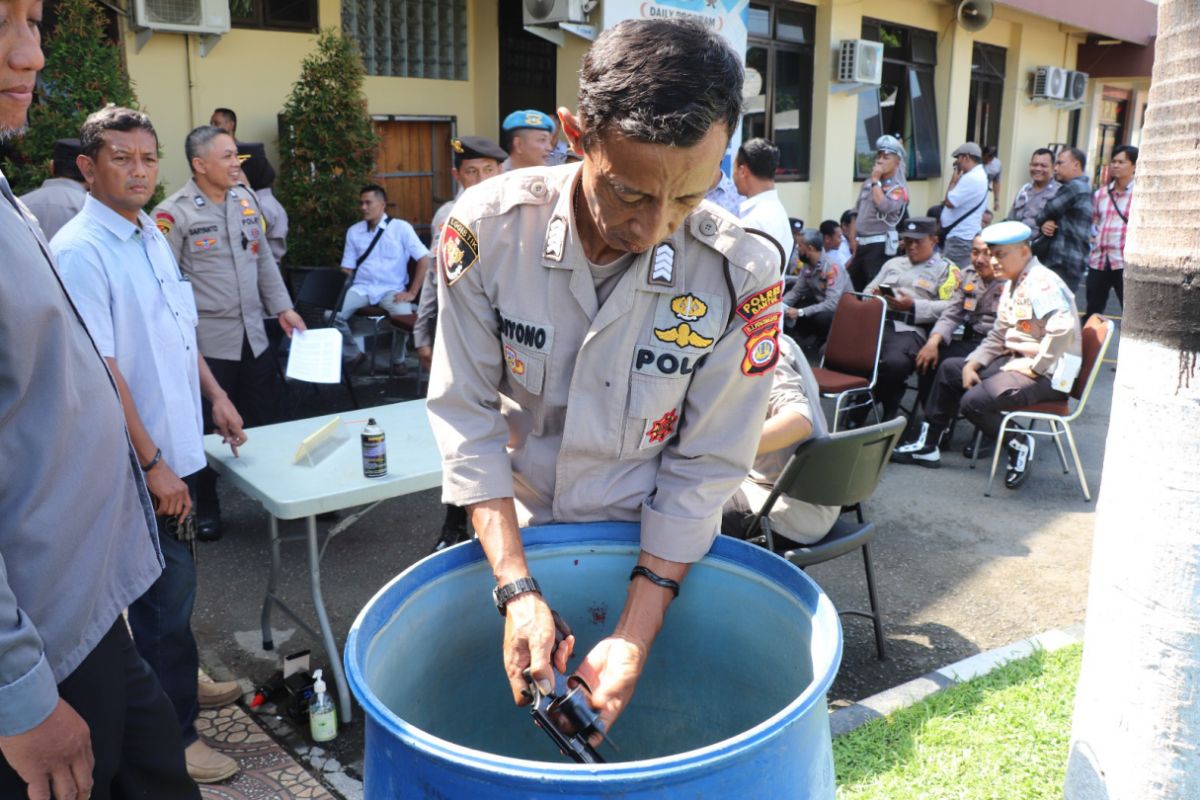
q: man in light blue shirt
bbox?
[54,107,247,785]
[336,184,431,363]
[0,9,195,796]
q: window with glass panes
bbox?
[966,43,1005,149]
[233,0,318,31]
[742,2,815,181]
[853,19,941,181]
[342,0,468,80]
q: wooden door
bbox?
[371,117,456,245]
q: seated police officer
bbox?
[891,221,1082,488]
[897,232,1004,452]
[722,335,840,545]
[781,227,849,354]
[859,216,961,422]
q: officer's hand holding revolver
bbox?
[504,593,574,703]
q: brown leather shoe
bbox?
[198,676,242,709]
[185,739,239,783]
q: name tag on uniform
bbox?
[914,278,933,292]
[1013,297,1033,320]
[496,310,554,353]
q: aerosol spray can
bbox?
[361,418,387,478]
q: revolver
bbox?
[521,612,610,764]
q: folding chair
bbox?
[291,268,359,410]
[982,314,1115,499]
[811,292,887,431]
[745,417,906,660]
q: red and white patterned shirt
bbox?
[1089,180,1134,272]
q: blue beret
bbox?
[980,220,1032,246]
[502,109,555,133]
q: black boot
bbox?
[430,505,469,553]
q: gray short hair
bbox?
[799,228,823,252]
[577,18,743,150]
[185,125,231,168]
[80,106,158,160]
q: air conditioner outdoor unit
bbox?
[1032,66,1067,100]
[523,0,591,26]
[837,40,884,84]
[1064,70,1089,103]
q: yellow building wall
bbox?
[780,0,1089,227]
[122,0,1130,228]
[126,0,499,193]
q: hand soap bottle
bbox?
[309,669,338,742]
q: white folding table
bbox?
[203,400,442,722]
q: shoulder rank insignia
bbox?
[650,242,674,286]
[544,216,566,262]
[441,218,479,286]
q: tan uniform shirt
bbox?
[154,179,292,361]
[427,164,782,564]
[19,177,86,242]
[968,257,1082,388]
[864,252,961,338]
[930,266,1004,342]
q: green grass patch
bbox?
[834,643,1083,800]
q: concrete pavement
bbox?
[192,297,1118,795]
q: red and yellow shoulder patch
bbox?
[736,281,783,322]
[154,211,175,235]
[441,218,479,287]
[741,312,781,376]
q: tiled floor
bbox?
[197,704,335,800]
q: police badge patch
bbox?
[441,218,479,286]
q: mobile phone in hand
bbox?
[879,284,896,298]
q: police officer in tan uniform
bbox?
[154,125,305,538]
[426,18,780,739]
[848,134,909,290]
[895,232,1004,454]
[891,221,1081,488]
[861,216,961,422]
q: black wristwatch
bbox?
[493,576,541,616]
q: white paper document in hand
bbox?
[286,328,343,384]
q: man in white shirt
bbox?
[53,106,247,785]
[939,142,989,268]
[819,219,848,270]
[733,137,792,271]
[336,184,432,363]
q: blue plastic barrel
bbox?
[346,521,842,798]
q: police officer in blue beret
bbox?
[500,109,555,171]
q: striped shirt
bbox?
[1088,180,1134,272]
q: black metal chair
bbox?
[289,268,359,411]
[745,417,906,660]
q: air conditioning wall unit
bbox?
[133,0,229,34]
[523,0,590,26]
[1032,66,1067,100]
[837,40,884,84]
[1064,70,1089,103]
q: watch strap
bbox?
[493,576,541,616]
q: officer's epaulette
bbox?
[463,168,559,222]
[687,203,778,275]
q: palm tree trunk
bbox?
[1065,1,1200,797]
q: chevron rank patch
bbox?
[441,218,479,286]
[544,216,566,262]
[736,281,783,322]
[649,242,675,286]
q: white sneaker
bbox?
[893,421,929,454]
